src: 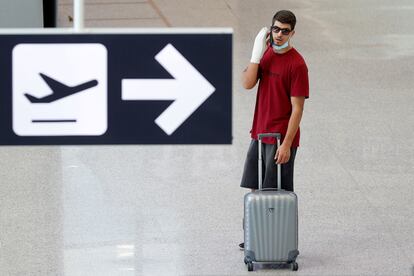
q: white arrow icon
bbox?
[121,43,216,135]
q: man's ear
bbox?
[291,30,296,37]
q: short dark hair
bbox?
[272,10,296,30]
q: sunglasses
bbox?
[271,26,292,35]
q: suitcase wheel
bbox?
[291,262,299,271]
[247,262,254,271]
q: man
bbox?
[239,10,309,249]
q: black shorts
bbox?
[240,140,297,191]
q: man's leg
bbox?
[262,145,297,191]
[240,140,260,190]
[239,187,255,250]
[281,147,297,191]
[239,140,261,249]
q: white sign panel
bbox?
[12,43,107,136]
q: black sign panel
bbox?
[0,32,232,144]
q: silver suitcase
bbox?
[244,133,299,271]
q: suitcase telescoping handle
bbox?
[258,133,282,191]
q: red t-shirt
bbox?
[250,46,309,146]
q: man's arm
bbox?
[275,96,305,164]
[242,63,259,89]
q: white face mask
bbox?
[272,39,289,51]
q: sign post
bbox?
[74,0,84,32]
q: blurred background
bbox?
[0,0,413,275]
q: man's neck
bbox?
[273,45,293,54]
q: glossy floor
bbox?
[1,0,413,275]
